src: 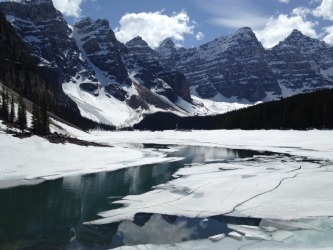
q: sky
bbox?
[51,0,333,49]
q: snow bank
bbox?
[0,133,181,189]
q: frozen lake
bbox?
[0,145,262,249]
[1,130,333,249]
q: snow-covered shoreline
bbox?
[1,129,332,189]
[0,132,181,189]
[83,129,333,161]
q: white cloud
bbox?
[255,13,318,48]
[115,11,200,48]
[210,16,269,29]
[279,0,290,3]
[323,26,333,44]
[195,31,204,40]
[292,7,312,17]
[52,0,84,17]
[196,0,269,29]
[313,0,333,20]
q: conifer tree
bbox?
[18,94,27,133]
[32,97,50,135]
[1,86,9,122]
[9,94,15,125]
[32,101,40,134]
[0,88,2,119]
[40,98,50,135]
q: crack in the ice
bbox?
[176,170,228,177]
[196,187,237,218]
[237,204,262,213]
[237,239,264,250]
[225,173,299,215]
[285,166,301,173]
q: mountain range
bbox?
[0,0,332,127]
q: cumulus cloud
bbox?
[255,13,318,48]
[292,6,312,17]
[115,11,201,48]
[279,0,290,3]
[313,0,333,20]
[256,0,333,47]
[52,0,84,17]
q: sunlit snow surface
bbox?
[0,131,181,189]
[62,80,249,127]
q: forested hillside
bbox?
[133,89,333,130]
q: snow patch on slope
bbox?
[62,81,136,127]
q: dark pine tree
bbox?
[32,97,50,135]
[18,94,27,133]
[40,98,50,135]
[1,86,9,122]
[9,94,15,125]
[0,87,2,119]
[32,101,41,134]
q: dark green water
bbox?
[0,145,262,250]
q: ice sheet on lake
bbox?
[86,154,332,225]
[103,148,333,249]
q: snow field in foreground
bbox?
[0,132,181,189]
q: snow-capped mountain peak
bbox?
[159,37,176,48]
[126,36,160,62]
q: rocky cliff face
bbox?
[269,29,333,93]
[0,11,49,100]
[0,0,97,87]
[0,11,90,127]
[73,17,131,101]
[126,36,192,102]
[74,18,129,86]
[156,38,186,69]
[157,28,333,101]
[0,0,195,126]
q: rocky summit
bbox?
[157,28,333,102]
[269,29,333,94]
[125,36,191,103]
